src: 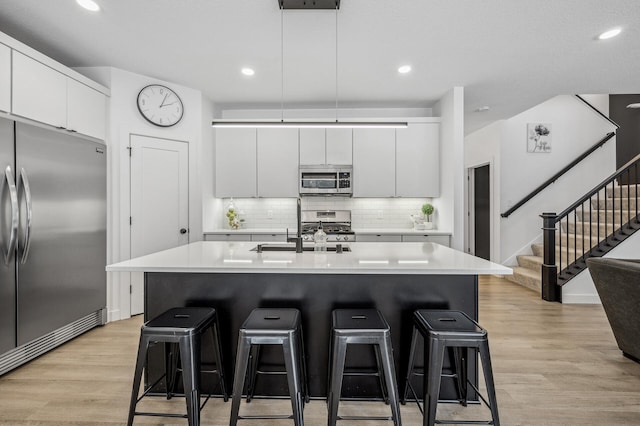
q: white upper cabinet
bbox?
[12,50,66,128]
[299,128,325,165]
[215,128,257,198]
[257,128,299,197]
[325,128,352,165]
[396,123,440,197]
[299,128,352,165]
[0,43,10,113]
[67,78,106,140]
[353,128,396,197]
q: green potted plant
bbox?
[421,203,434,230]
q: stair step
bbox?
[516,255,542,272]
[579,210,635,223]
[505,266,541,293]
[592,198,639,210]
[565,221,618,235]
[606,185,640,198]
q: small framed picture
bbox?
[527,123,552,153]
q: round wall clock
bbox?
[137,84,184,127]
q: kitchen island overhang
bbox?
[107,241,511,399]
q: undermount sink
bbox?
[251,243,351,253]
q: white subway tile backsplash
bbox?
[215,197,432,230]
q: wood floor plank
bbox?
[1,276,639,425]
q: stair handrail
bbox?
[501,132,616,218]
[541,151,640,302]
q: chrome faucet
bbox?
[295,197,303,253]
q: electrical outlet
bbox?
[267,210,273,219]
[377,210,383,219]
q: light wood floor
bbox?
[1,276,640,425]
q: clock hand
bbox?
[160,101,178,108]
[159,93,169,108]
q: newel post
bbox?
[541,212,561,302]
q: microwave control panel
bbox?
[338,172,351,188]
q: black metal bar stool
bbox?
[127,307,228,426]
[229,308,308,426]
[327,309,402,425]
[403,310,499,426]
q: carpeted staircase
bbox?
[506,184,639,293]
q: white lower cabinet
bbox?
[215,128,257,198]
[12,50,66,128]
[0,43,10,113]
[401,234,450,246]
[251,233,286,242]
[204,234,252,242]
[356,234,402,242]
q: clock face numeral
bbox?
[136,84,184,127]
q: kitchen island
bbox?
[107,241,511,399]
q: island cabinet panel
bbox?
[215,128,257,197]
[257,128,299,197]
[325,128,352,164]
[12,50,66,128]
[0,43,9,113]
[144,271,478,400]
[396,123,440,197]
[66,78,106,140]
[353,128,396,197]
[299,128,325,164]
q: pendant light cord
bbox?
[335,4,338,123]
[281,6,284,123]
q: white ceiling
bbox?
[0,0,638,134]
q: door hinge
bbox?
[127,146,132,157]
[129,285,132,294]
[129,216,132,225]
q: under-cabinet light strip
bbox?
[211,121,408,129]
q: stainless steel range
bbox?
[300,210,355,242]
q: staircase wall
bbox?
[466,95,618,268]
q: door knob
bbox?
[180,228,188,234]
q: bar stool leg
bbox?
[452,347,467,406]
[327,334,347,426]
[424,337,446,426]
[479,341,500,426]
[298,325,311,403]
[230,335,251,426]
[402,326,419,404]
[245,345,260,402]
[379,334,402,426]
[283,334,304,426]
[179,336,201,426]
[374,344,390,404]
[211,320,229,401]
[127,334,150,426]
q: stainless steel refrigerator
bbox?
[0,117,106,373]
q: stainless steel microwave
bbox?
[299,165,353,196]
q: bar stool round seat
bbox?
[403,309,499,426]
[127,307,228,426]
[229,308,308,426]
[327,308,402,426]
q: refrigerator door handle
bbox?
[18,167,33,265]
[3,165,19,265]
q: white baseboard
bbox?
[502,233,543,266]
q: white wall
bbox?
[220,107,433,119]
[498,95,617,264]
[79,66,208,322]
[433,87,465,250]
[464,120,502,261]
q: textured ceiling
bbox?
[0,0,638,133]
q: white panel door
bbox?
[353,128,396,197]
[0,43,10,113]
[299,128,325,165]
[12,51,66,128]
[396,123,440,197]
[326,128,352,165]
[67,78,106,140]
[257,128,299,197]
[130,135,189,315]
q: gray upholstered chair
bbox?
[587,257,640,363]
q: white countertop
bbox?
[107,241,510,275]
[203,228,452,235]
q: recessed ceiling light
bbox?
[76,0,100,12]
[475,106,491,112]
[398,65,412,74]
[241,68,255,76]
[598,28,621,40]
